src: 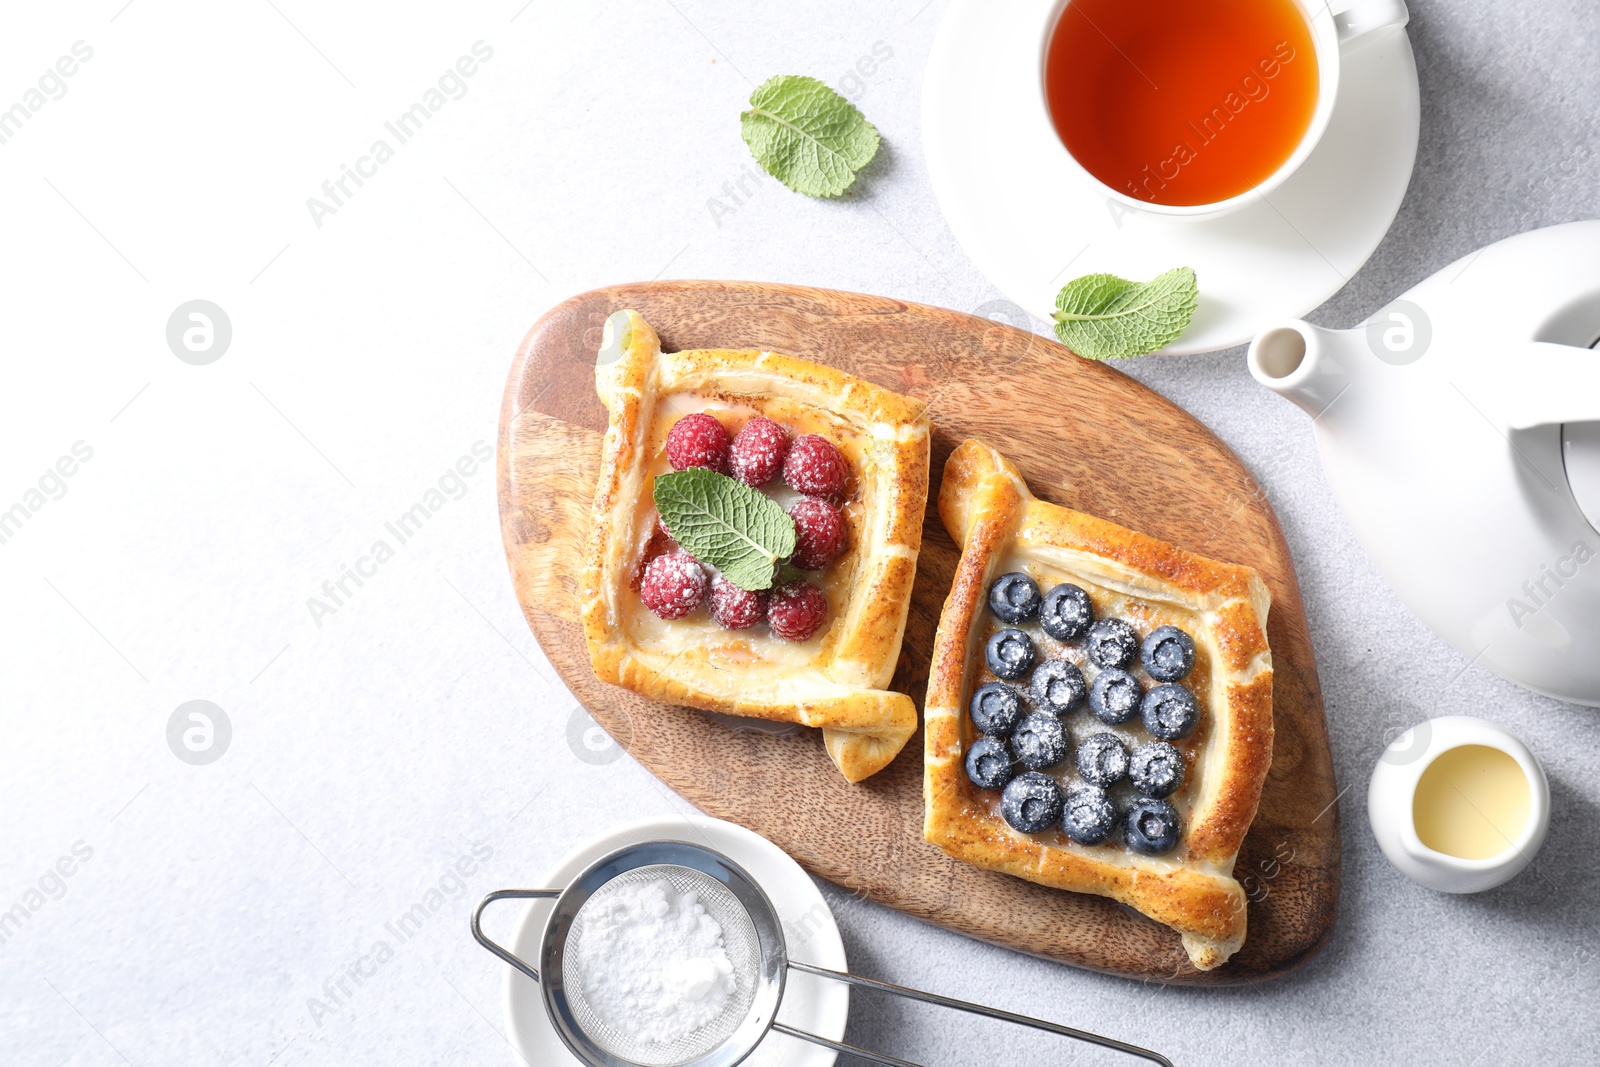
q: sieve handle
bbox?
[769,1022,924,1067]
[784,960,1175,1067]
[471,889,561,983]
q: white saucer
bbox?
[501,814,849,1067]
[922,0,1420,354]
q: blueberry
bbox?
[1061,784,1117,845]
[1000,771,1064,834]
[1075,732,1129,787]
[969,682,1024,737]
[1040,583,1094,642]
[1031,659,1087,715]
[985,627,1036,680]
[1088,668,1143,725]
[1129,741,1186,799]
[987,572,1041,624]
[965,735,1015,791]
[1142,684,1201,741]
[1086,618,1139,669]
[1011,712,1069,770]
[1141,625,1196,682]
[1125,798,1181,855]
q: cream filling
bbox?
[629,597,824,668]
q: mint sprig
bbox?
[741,75,880,198]
[654,468,797,591]
[1052,267,1199,360]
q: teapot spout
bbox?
[1247,320,1362,420]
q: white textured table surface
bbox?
[4,2,1598,1065]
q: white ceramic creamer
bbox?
[1368,716,1550,893]
[1249,221,1600,705]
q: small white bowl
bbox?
[1367,715,1550,893]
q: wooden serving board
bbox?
[498,281,1339,985]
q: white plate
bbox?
[501,814,849,1067]
[922,0,1421,354]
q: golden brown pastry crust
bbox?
[580,311,930,782]
[924,440,1274,969]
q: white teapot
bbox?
[1248,221,1600,705]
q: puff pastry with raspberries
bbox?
[579,311,930,783]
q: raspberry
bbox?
[638,551,707,620]
[782,434,847,498]
[787,497,846,570]
[729,416,789,487]
[710,577,767,630]
[666,412,730,473]
[767,579,827,641]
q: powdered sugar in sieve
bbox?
[561,864,761,1066]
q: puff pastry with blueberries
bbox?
[923,439,1274,969]
[579,311,930,783]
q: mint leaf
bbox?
[1052,267,1199,360]
[654,468,798,591]
[741,75,880,198]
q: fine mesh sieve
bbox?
[561,864,762,1065]
[474,840,1173,1067]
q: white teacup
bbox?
[1036,0,1411,219]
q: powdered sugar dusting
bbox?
[571,877,739,1048]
